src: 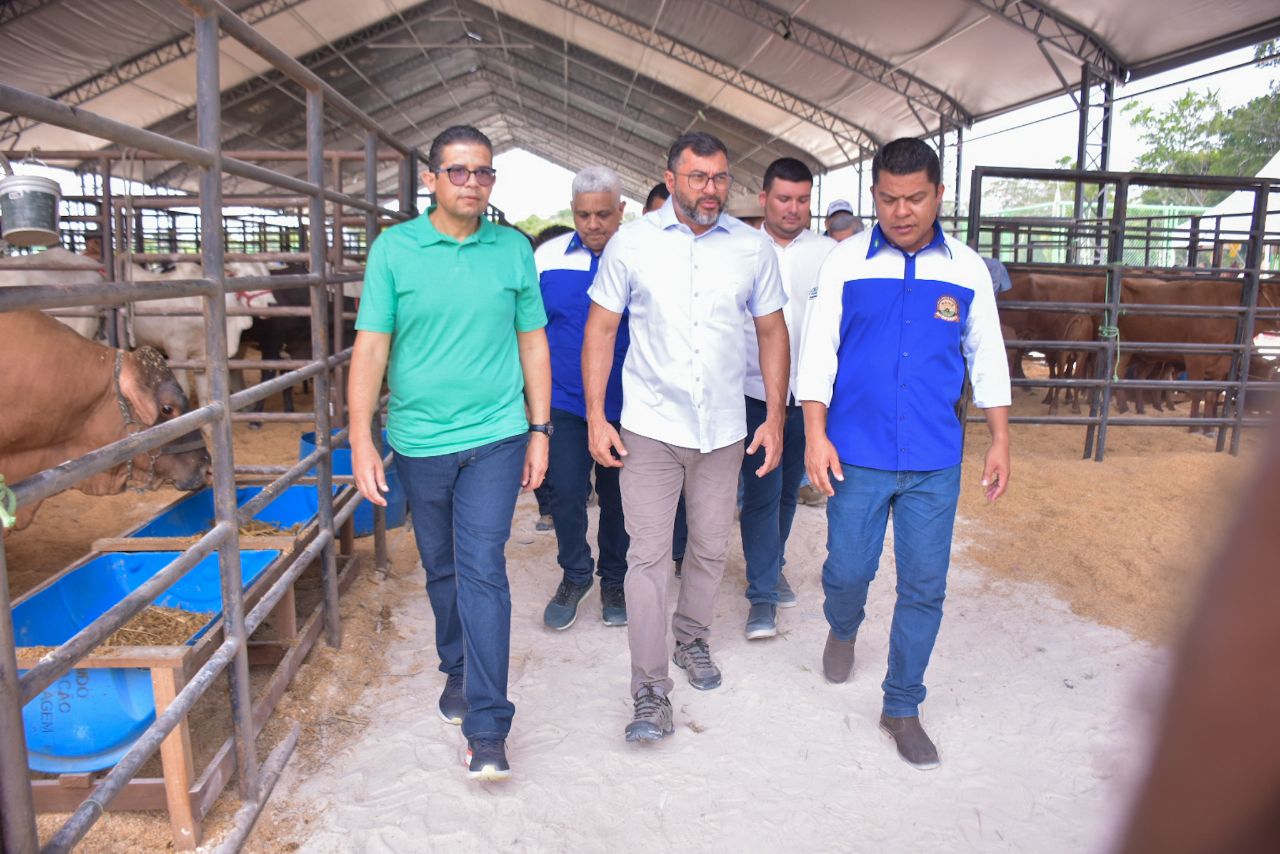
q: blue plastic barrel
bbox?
[129,485,324,538]
[299,431,406,536]
[15,550,279,773]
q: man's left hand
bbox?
[746,416,784,477]
[522,432,549,492]
[981,438,1010,502]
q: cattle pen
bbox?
[966,165,1280,460]
[0,4,416,851]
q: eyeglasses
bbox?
[676,171,733,191]
[435,166,497,187]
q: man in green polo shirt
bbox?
[349,125,551,782]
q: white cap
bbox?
[826,199,854,217]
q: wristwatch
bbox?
[529,422,555,437]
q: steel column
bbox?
[194,9,260,804]
[307,88,342,650]
[0,539,38,854]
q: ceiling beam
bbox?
[539,0,880,162]
[965,0,1127,82]
[704,0,971,130]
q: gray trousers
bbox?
[619,429,744,695]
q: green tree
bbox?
[513,208,573,238]
[1124,83,1280,207]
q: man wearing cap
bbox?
[798,137,1010,770]
[824,199,863,242]
[583,131,788,743]
[740,157,836,640]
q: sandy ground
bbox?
[4,375,1259,852]
[257,494,1166,854]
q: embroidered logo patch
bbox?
[934,295,960,322]
[808,286,819,300]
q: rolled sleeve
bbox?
[796,252,845,407]
[587,234,631,314]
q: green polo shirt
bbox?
[356,208,547,457]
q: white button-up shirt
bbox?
[744,226,836,402]
[589,200,785,452]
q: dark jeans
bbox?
[547,408,627,588]
[822,464,961,717]
[739,397,806,604]
[394,433,527,740]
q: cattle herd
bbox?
[999,268,1280,428]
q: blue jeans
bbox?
[547,408,627,588]
[739,397,806,604]
[822,464,961,717]
[394,433,527,740]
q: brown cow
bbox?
[1000,272,1106,414]
[1117,277,1280,431]
[0,311,210,530]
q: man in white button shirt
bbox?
[583,132,789,743]
[740,158,836,641]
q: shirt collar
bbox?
[655,197,730,237]
[415,206,496,247]
[566,231,593,256]
[765,226,817,250]
[866,221,951,260]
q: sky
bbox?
[488,46,1278,223]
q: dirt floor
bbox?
[1,370,1264,851]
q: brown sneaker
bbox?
[797,484,827,506]
[879,713,940,770]
[822,630,855,683]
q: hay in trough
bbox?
[239,519,304,537]
[21,606,209,656]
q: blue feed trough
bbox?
[129,485,322,539]
[300,431,407,536]
[15,550,279,773]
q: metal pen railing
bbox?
[0,1,418,850]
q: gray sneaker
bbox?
[879,713,940,770]
[625,685,674,743]
[672,638,722,690]
[822,630,856,683]
[776,572,797,608]
[745,603,777,640]
[600,585,627,627]
[543,579,592,630]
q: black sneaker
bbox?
[536,513,554,531]
[673,557,683,579]
[624,685,674,743]
[745,603,777,640]
[672,638,722,690]
[879,713,940,770]
[543,579,592,630]
[438,672,466,725]
[464,738,512,781]
[601,586,627,626]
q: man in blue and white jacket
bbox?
[797,137,1011,771]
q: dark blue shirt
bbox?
[534,231,628,420]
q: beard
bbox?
[674,188,723,226]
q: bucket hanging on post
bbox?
[0,152,62,248]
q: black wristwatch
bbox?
[529,422,555,437]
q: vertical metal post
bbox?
[365,131,389,578]
[195,10,259,802]
[1223,180,1270,455]
[1089,175,1127,462]
[308,88,342,649]
[966,166,984,248]
[330,154,347,429]
[856,149,865,218]
[399,151,418,216]
[101,157,120,348]
[1071,65,1093,266]
[0,539,39,854]
[954,125,964,223]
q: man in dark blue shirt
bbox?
[535,165,630,630]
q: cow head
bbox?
[117,346,211,491]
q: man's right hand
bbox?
[805,433,844,497]
[351,435,389,506]
[588,416,628,468]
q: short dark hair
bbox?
[871,138,941,186]
[666,132,728,173]
[531,224,574,249]
[762,157,813,192]
[427,125,493,171]
[645,182,670,210]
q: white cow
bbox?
[0,247,105,339]
[129,261,276,405]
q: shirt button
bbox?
[900,384,906,389]
[903,352,909,357]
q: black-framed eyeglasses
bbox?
[436,166,497,187]
[676,171,733,191]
